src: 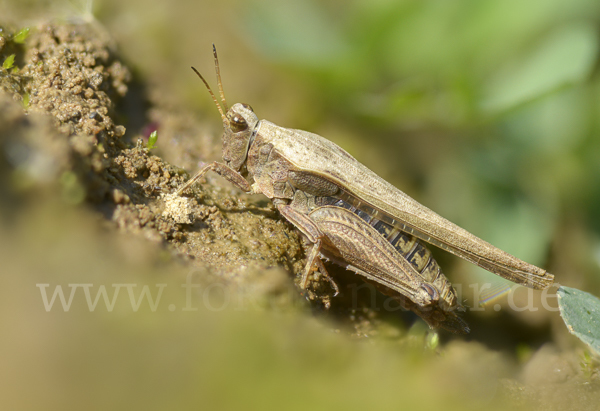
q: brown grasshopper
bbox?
[176,46,554,333]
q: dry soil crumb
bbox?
[162,193,196,224]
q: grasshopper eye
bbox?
[229,114,248,132]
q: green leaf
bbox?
[557,286,600,355]
[147,130,158,149]
[3,54,15,69]
[13,27,30,44]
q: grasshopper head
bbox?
[222,103,259,170]
[192,47,259,171]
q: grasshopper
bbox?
[176,46,554,333]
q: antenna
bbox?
[212,44,229,113]
[191,66,226,122]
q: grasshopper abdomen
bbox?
[315,194,460,313]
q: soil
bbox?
[1,21,599,411]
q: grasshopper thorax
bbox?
[222,103,259,170]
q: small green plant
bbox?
[579,350,598,381]
[59,171,86,205]
[3,54,15,69]
[12,27,30,44]
[425,332,439,350]
[147,130,158,149]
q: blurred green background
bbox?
[3,0,600,409]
